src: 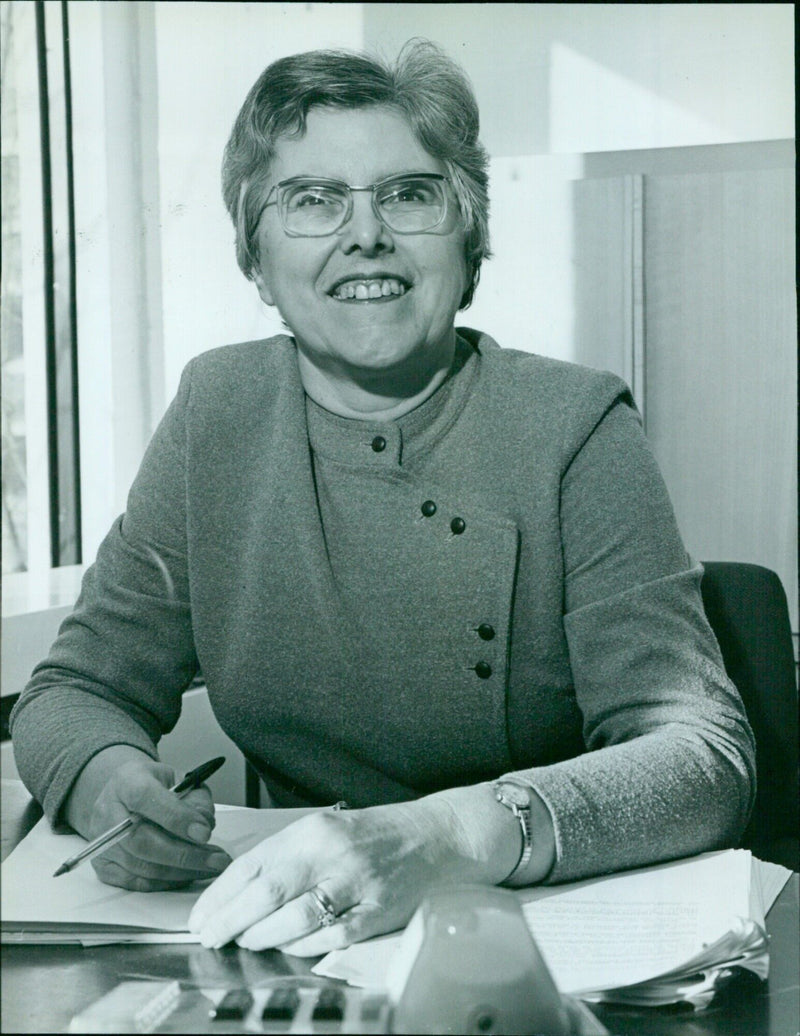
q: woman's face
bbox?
[252,106,468,389]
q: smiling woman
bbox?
[10,39,755,959]
[249,105,469,416]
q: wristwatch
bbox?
[493,781,533,884]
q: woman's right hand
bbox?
[64,745,231,891]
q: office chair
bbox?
[700,562,799,870]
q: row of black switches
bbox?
[211,986,347,1023]
[212,987,302,1022]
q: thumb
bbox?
[119,762,213,844]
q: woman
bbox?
[10,40,755,957]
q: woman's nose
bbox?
[337,192,392,255]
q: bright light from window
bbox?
[2,0,81,575]
[1,1,33,573]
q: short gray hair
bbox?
[221,39,491,309]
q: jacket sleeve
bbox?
[9,364,199,827]
[501,389,756,883]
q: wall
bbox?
[642,164,796,615]
[362,3,794,156]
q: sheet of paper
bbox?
[753,857,793,917]
[518,850,753,992]
[1,804,315,938]
[314,850,765,995]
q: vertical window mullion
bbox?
[61,0,81,562]
[34,0,60,566]
[36,0,80,568]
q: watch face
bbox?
[496,783,529,809]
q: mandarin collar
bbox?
[304,334,479,468]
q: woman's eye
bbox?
[385,183,437,205]
[294,191,335,208]
[284,185,345,211]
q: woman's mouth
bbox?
[330,277,409,302]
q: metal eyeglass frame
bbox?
[257,172,451,237]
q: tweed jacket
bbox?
[11,329,755,883]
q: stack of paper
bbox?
[313,850,792,1010]
[0,804,312,945]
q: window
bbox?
[1,0,80,574]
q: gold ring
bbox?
[308,886,337,928]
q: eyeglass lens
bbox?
[279,176,446,236]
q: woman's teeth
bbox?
[332,278,407,300]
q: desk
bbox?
[2,781,798,1035]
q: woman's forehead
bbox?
[269,105,444,183]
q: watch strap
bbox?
[493,782,534,884]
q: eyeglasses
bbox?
[258,172,451,237]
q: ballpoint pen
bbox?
[53,755,226,877]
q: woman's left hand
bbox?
[187,789,516,956]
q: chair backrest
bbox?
[700,562,799,869]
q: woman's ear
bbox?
[253,270,275,307]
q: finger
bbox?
[233,885,352,951]
[188,812,353,942]
[91,856,209,892]
[89,819,230,888]
[117,769,216,843]
[189,853,263,930]
[91,855,228,890]
[179,787,216,832]
[92,837,230,887]
[189,859,296,948]
[276,903,380,958]
[122,821,230,872]
[189,815,337,932]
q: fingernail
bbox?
[207,852,230,872]
[188,822,211,842]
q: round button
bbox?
[420,500,437,517]
[477,624,496,641]
[450,516,466,535]
[371,436,386,453]
[474,661,492,679]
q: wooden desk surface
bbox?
[2,780,798,1035]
